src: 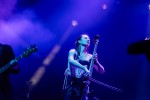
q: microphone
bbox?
[93,35,100,43]
[94,35,100,40]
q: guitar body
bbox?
[70,60,90,78]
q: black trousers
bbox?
[0,90,14,100]
[62,75,99,100]
[62,75,85,100]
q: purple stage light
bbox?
[0,0,17,19]
[101,4,108,10]
[0,12,54,48]
[72,20,78,27]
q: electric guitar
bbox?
[0,44,38,74]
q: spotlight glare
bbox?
[149,4,150,10]
[101,4,108,10]
[72,20,78,27]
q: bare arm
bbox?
[94,61,105,74]
[93,52,105,74]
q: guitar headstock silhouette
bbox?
[15,44,38,61]
[0,44,38,74]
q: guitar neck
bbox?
[0,57,19,74]
[0,61,13,74]
[89,43,98,76]
[0,44,37,74]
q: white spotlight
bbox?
[101,4,108,10]
[72,20,78,27]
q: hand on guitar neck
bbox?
[83,66,90,77]
[93,52,105,74]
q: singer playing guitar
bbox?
[62,34,105,100]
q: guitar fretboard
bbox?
[0,62,12,74]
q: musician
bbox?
[0,43,20,100]
[62,34,105,100]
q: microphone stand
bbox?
[25,81,33,100]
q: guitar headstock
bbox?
[19,44,38,59]
[93,35,100,44]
